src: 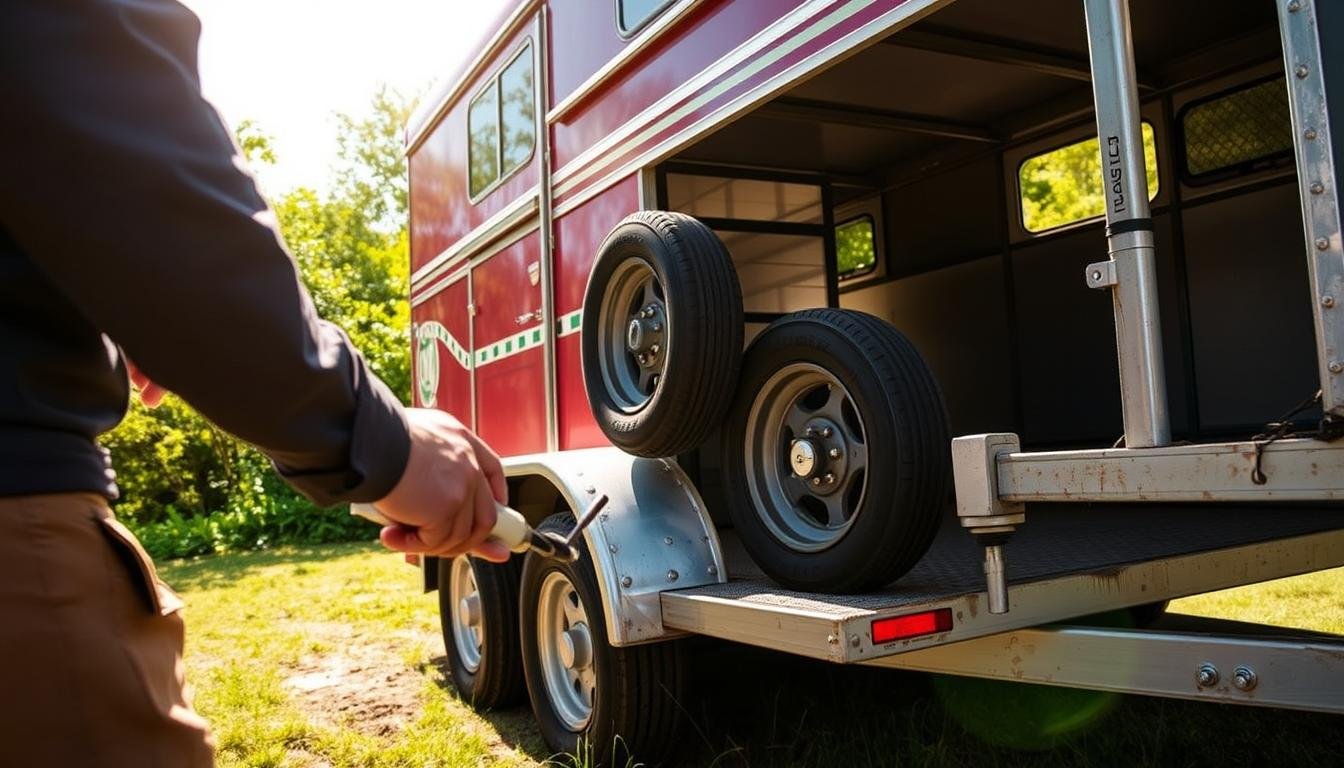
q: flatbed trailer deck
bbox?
[664,504,1344,665]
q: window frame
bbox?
[467,40,537,204]
[1176,74,1294,187]
[835,214,878,281]
[1015,120,1161,236]
[616,0,676,39]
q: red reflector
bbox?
[404,553,421,566]
[871,608,953,644]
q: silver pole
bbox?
[1082,0,1170,448]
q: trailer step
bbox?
[660,504,1344,663]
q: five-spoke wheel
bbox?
[723,309,951,592]
[439,554,525,709]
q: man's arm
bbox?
[1,0,410,504]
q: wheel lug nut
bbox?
[651,323,662,332]
[822,473,835,484]
[828,448,842,459]
[637,353,648,365]
[810,477,823,487]
[821,427,833,438]
[649,344,659,355]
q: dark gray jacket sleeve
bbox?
[0,0,410,505]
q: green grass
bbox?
[163,547,1344,767]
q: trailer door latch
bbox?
[1085,260,1117,289]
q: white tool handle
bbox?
[351,500,532,553]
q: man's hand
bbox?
[373,408,511,562]
[127,359,167,407]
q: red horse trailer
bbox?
[404,0,1344,760]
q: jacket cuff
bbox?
[274,363,411,507]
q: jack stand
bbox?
[952,433,1026,614]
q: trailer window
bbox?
[468,44,535,200]
[1180,77,1292,181]
[618,0,674,36]
[836,216,876,280]
[1018,122,1159,234]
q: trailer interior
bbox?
[645,0,1344,673]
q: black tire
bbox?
[721,309,951,592]
[520,514,685,766]
[581,211,743,458]
[439,554,526,709]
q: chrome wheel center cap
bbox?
[626,318,645,352]
[459,593,481,627]
[790,439,818,478]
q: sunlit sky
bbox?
[181,0,500,195]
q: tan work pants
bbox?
[0,493,214,767]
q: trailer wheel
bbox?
[582,211,742,457]
[520,513,685,764]
[439,554,525,709]
[722,309,951,592]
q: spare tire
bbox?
[582,211,742,457]
[721,309,950,592]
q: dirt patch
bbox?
[282,628,435,738]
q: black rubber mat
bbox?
[696,502,1344,615]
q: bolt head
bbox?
[821,426,833,438]
[1196,664,1219,687]
[651,322,662,332]
[621,576,633,588]
[608,544,618,553]
[1311,181,1326,194]
[849,634,861,648]
[821,473,835,484]
[1288,0,1301,10]
[666,569,679,582]
[1297,64,1310,79]
[1232,666,1258,691]
[810,477,823,487]
[1323,295,1336,308]
[663,536,674,545]
[828,448,842,460]
[637,353,648,365]
[1316,236,1331,251]
[706,565,718,576]
[1306,128,1319,140]
[1330,361,1343,374]
[649,344,659,355]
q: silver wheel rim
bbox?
[743,362,869,552]
[597,257,667,412]
[449,556,483,673]
[536,570,596,731]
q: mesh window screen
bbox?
[1182,78,1293,179]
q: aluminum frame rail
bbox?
[870,619,1344,714]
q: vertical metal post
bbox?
[1279,0,1344,418]
[536,8,559,452]
[1082,0,1171,447]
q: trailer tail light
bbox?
[870,608,953,644]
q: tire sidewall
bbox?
[519,521,617,757]
[725,317,907,589]
[440,556,484,699]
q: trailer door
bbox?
[470,232,548,457]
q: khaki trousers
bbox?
[0,493,214,767]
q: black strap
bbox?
[1105,217,1154,237]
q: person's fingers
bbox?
[379,524,425,553]
[465,431,508,504]
[471,541,512,563]
[443,476,476,552]
[458,479,498,554]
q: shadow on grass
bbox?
[426,654,555,764]
[158,541,381,591]
[669,638,1344,767]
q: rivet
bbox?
[663,536,674,545]
[1330,361,1343,374]
[1311,182,1325,195]
[1306,128,1318,140]
[1288,0,1301,10]
[1296,64,1310,79]
[1323,295,1336,308]
[584,485,596,494]
[849,634,861,648]
[827,634,839,645]
[621,576,633,588]
[706,564,718,576]
[666,569,679,582]
[1316,236,1331,251]
[608,544,618,553]
[1091,269,1102,281]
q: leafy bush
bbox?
[103,89,413,560]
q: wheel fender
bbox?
[503,447,726,646]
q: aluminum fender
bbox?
[503,447,727,646]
